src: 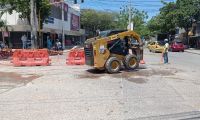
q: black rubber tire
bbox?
[124,54,139,70]
[105,57,121,74]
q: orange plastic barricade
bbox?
[66,48,85,65]
[0,49,13,59]
[12,49,51,66]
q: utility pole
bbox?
[128,0,131,30]
[61,1,65,49]
[30,0,37,48]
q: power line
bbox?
[80,0,170,15]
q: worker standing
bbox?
[47,36,52,50]
[162,39,169,64]
[21,34,27,49]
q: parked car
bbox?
[147,41,165,53]
[170,41,184,52]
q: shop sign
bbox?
[71,14,80,31]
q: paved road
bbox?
[0,50,200,120]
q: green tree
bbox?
[0,0,51,48]
[147,2,176,36]
[0,12,13,47]
[147,15,161,35]
[174,0,200,43]
[36,0,51,29]
[0,0,31,23]
[117,5,149,36]
[148,0,200,43]
[159,1,176,34]
[81,9,117,37]
[0,0,51,28]
[0,13,6,29]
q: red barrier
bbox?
[12,49,51,66]
[66,48,85,65]
[0,49,13,59]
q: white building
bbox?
[0,1,85,49]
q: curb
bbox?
[185,50,200,55]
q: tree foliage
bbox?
[147,2,177,35]
[81,7,149,37]
[0,13,5,29]
[36,0,51,29]
[0,0,51,29]
[0,0,31,22]
[148,0,200,39]
[147,15,161,35]
[117,5,149,36]
[175,0,200,32]
[81,9,117,37]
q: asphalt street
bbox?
[0,49,200,120]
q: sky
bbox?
[80,0,175,20]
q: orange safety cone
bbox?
[140,59,145,64]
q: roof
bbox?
[99,30,127,37]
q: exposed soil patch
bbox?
[126,77,147,84]
[150,69,175,76]
[77,69,104,79]
[77,74,102,79]
[0,72,40,94]
[86,69,106,74]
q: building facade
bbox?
[175,22,200,49]
[0,0,85,49]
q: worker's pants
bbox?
[163,52,168,64]
[22,42,26,49]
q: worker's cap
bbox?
[164,39,168,42]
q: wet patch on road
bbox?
[125,77,147,84]
[151,69,175,76]
[77,74,102,79]
[111,69,175,78]
[0,72,40,94]
[77,66,176,85]
[77,69,105,79]
[165,76,185,81]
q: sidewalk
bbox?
[185,49,200,55]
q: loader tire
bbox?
[105,57,121,74]
[124,54,139,70]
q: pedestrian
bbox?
[47,36,52,50]
[56,39,62,51]
[21,34,27,49]
[162,39,169,64]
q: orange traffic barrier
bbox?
[12,49,51,66]
[66,48,85,65]
[0,49,13,59]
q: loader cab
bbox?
[107,37,129,56]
